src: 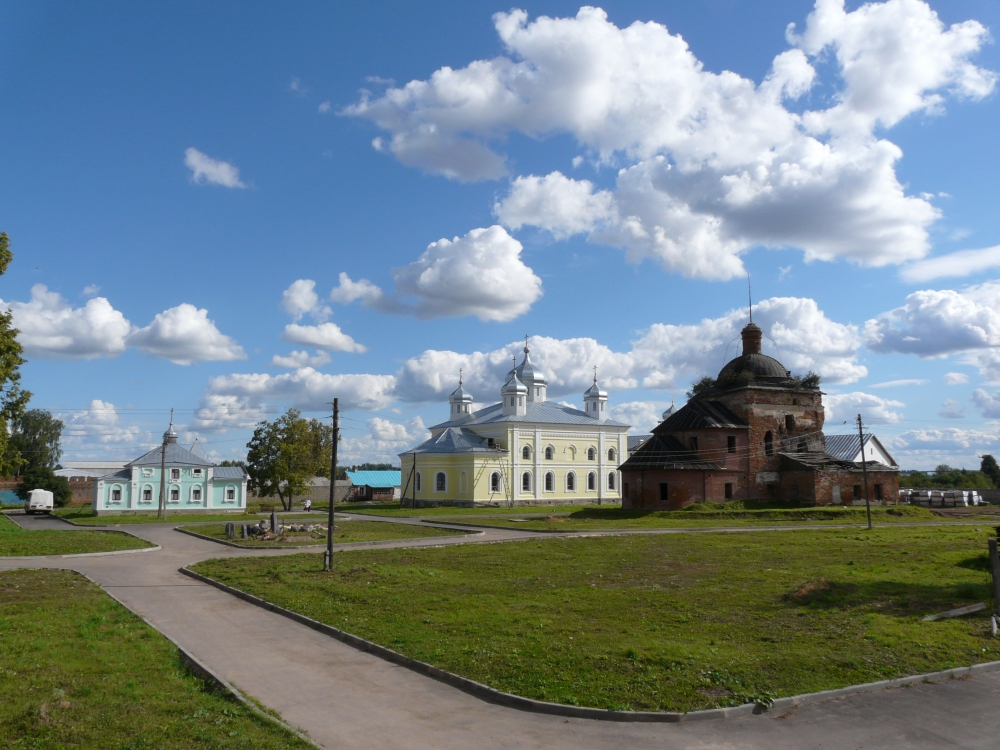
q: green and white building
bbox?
[93,424,248,514]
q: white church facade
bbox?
[398,340,630,506]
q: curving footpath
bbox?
[2,512,999,749]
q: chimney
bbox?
[741,322,762,355]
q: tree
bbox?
[0,232,31,477]
[687,376,716,399]
[245,409,318,511]
[9,409,63,472]
[981,455,1000,487]
[15,465,72,507]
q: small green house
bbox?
[93,424,248,515]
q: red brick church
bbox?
[620,320,899,508]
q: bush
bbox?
[15,465,72,507]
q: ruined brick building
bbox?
[620,320,899,508]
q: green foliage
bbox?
[15,465,72,506]
[219,459,247,468]
[0,232,31,477]
[687,376,717,398]
[794,371,822,389]
[193,526,999,713]
[980,455,1000,487]
[245,409,326,511]
[899,465,995,489]
[351,462,399,471]
[9,408,63,471]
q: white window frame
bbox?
[490,471,502,493]
[225,485,237,502]
[169,485,181,504]
[522,471,532,492]
[435,472,447,493]
[110,485,123,504]
[140,485,154,504]
[608,472,617,491]
[141,468,154,477]
[170,468,181,481]
[587,447,596,461]
[608,448,616,462]
[544,471,555,492]
[192,468,203,477]
[587,472,597,491]
[191,485,202,503]
[566,471,577,492]
[522,445,531,460]
[544,445,554,460]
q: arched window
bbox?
[764,431,774,456]
[608,472,616,491]
[435,472,446,492]
[169,485,180,503]
[522,445,531,460]
[415,473,422,492]
[544,472,554,491]
[522,471,531,492]
[587,447,596,461]
[608,447,616,462]
[490,472,501,493]
[191,486,202,502]
[141,485,153,504]
[587,472,596,491]
[111,485,123,503]
[545,446,554,460]
[566,472,576,491]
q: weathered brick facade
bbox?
[621,321,899,509]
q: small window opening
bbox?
[226,487,236,501]
[764,431,774,456]
[587,472,596,491]
[587,448,595,461]
[545,472,554,492]
[170,488,179,502]
[490,472,501,493]
[522,472,531,492]
[785,414,795,431]
[567,473,575,491]
[797,442,808,452]
[659,483,669,501]
[727,436,736,453]
[608,472,616,491]
[522,445,531,460]
[436,472,446,492]
[874,484,883,501]
[545,446,554,460]
[853,484,862,499]
[608,448,616,462]
[725,483,733,499]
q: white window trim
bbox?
[110,484,124,504]
[170,468,181,481]
[587,446,596,461]
[140,484,154,504]
[434,471,447,493]
[587,471,597,491]
[141,468,153,477]
[522,445,531,460]
[168,484,181,504]
[544,471,555,492]
[224,485,237,502]
[544,445,555,461]
[566,471,577,493]
[607,448,617,462]
[489,471,502,494]
[190,485,203,503]
[192,468,203,477]
[607,471,617,491]
[521,471,532,492]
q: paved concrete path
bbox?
[2,514,1000,748]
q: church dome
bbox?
[717,321,791,383]
[511,339,547,386]
[501,371,528,394]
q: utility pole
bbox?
[857,414,872,530]
[324,398,339,572]
[157,409,172,521]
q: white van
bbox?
[25,489,54,515]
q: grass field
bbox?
[53,509,329,526]
[435,505,960,531]
[181,519,468,546]
[0,514,153,556]
[335,502,620,518]
[192,525,998,713]
[0,569,310,748]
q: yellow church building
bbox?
[398,341,630,507]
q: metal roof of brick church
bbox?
[653,400,747,432]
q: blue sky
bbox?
[2,0,999,469]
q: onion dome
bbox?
[717,321,791,383]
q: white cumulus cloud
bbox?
[332,226,543,322]
[347,2,994,279]
[127,304,246,365]
[944,372,969,385]
[339,416,428,464]
[823,391,905,424]
[281,323,366,353]
[184,147,247,188]
[203,368,397,414]
[281,279,331,322]
[270,350,333,369]
[59,400,149,458]
[1,284,131,359]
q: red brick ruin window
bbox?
[785,414,795,431]
[764,431,773,456]
[727,436,736,453]
[659,483,669,501]
[725,483,733,499]
[689,437,698,452]
[853,484,862,499]
[874,484,883,501]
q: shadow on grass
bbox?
[784,578,989,617]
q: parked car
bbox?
[25,489,54,515]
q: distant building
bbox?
[825,433,897,467]
[345,470,401,501]
[398,338,630,506]
[92,423,248,514]
[620,319,899,508]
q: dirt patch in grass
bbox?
[0,570,310,748]
[192,526,998,713]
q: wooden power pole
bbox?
[857,414,872,530]
[324,398,339,571]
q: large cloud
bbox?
[58,400,150,459]
[864,281,1000,380]
[0,284,131,359]
[395,295,865,403]
[347,2,993,279]
[331,226,543,322]
[339,416,429,464]
[127,304,246,365]
[823,391,905,424]
[199,368,397,420]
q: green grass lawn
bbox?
[0,514,153,556]
[192,525,998,713]
[334,502,620,518]
[53,509,328,526]
[445,504,959,531]
[0,569,310,748]
[181,519,468,546]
